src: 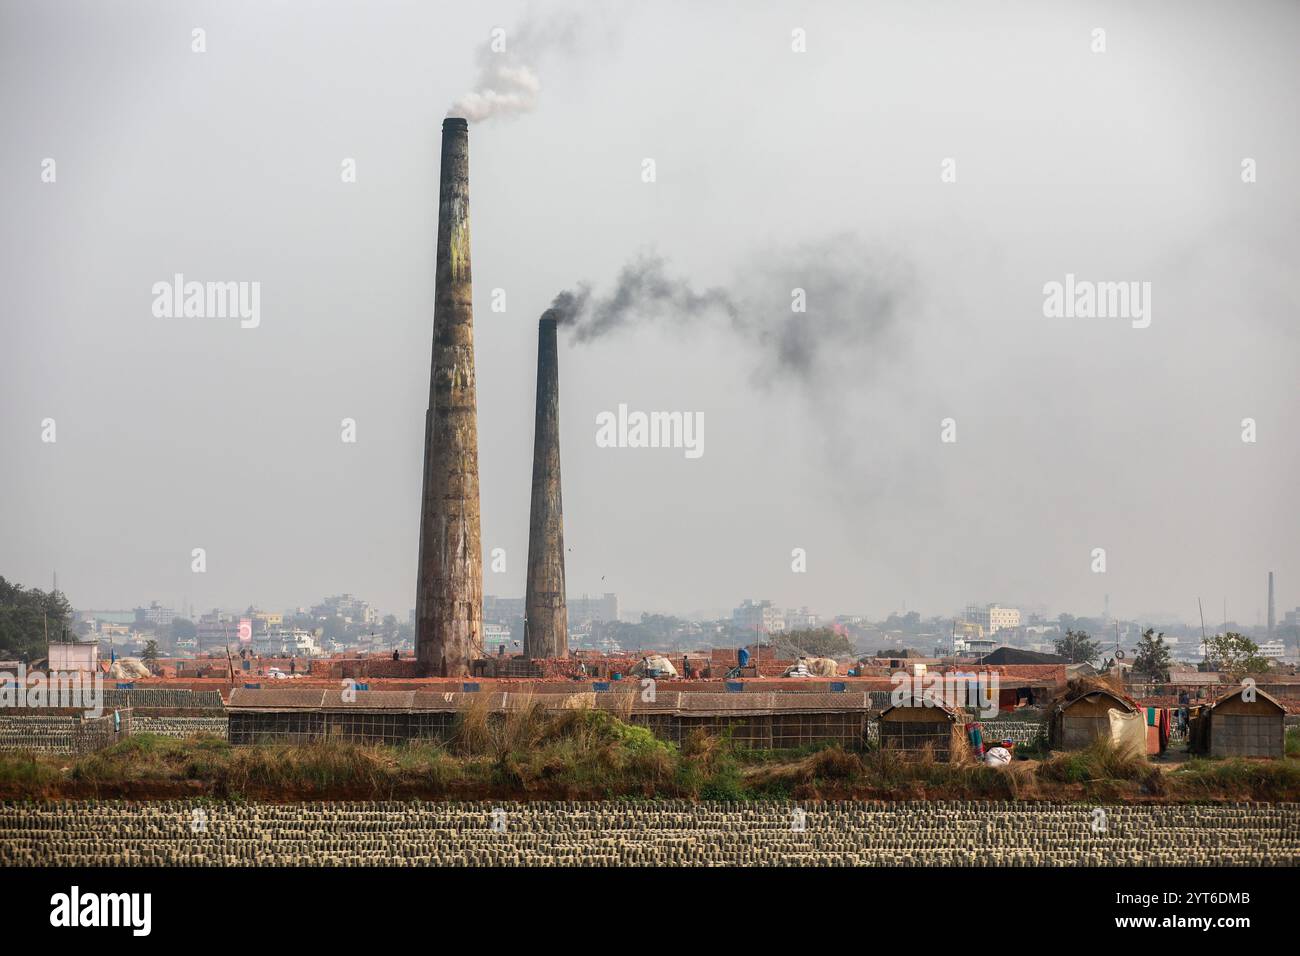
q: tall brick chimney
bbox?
[415,117,482,677]
[524,313,567,659]
[1268,571,1275,640]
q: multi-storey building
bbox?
[484,593,619,627]
[732,599,785,635]
[964,604,1021,636]
[133,602,177,628]
[569,593,619,625]
[785,606,818,630]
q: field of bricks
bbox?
[2,800,1296,866]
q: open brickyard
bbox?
[1,800,1297,867]
[0,801,1294,868]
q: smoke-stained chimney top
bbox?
[443,117,469,131]
[539,310,559,326]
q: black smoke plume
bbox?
[544,237,912,386]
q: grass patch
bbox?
[1171,757,1300,800]
[0,752,62,789]
[500,709,679,795]
[3,717,1299,803]
[1038,738,1151,784]
[1011,734,1051,760]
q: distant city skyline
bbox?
[64,584,1297,636]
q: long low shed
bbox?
[226,688,873,750]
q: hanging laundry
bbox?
[967,723,985,759]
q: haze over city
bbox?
[2,0,1297,626]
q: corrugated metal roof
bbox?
[410,690,463,712]
[319,690,416,710]
[228,688,327,709]
[676,692,869,715]
[877,695,964,719]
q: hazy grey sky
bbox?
[2,0,1296,624]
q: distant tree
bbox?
[0,577,76,661]
[1131,627,1171,682]
[775,627,852,658]
[170,618,196,642]
[1285,622,1300,654]
[883,612,922,633]
[636,614,690,642]
[1203,632,1271,680]
[320,616,349,642]
[142,640,159,663]
[1054,629,1099,664]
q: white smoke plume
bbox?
[451,62,541,122]
[449,16,580,123]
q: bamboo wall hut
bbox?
[1188,687,1285,758]
[1049,684,1142,751]
[876,696,966,761]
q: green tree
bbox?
[0,577,76,661]
[1054,629,1099,664]
[775,627,852,658]
[1131,627,1171,681]
[141,640,159,663]
[1203,632,1270,680]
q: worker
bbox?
[392,649,399,661]
[737,647,750,668]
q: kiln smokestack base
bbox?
[525,314,567,659]
[415,116,482,677]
